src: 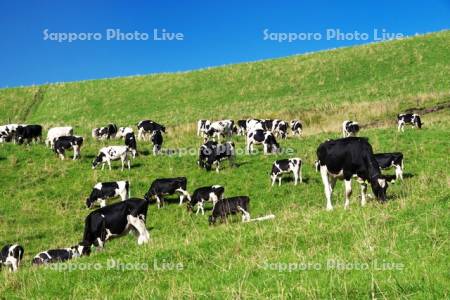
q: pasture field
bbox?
[0,31,449,299]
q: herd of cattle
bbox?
[0,113,423,271]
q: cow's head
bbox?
[73,243,91,257]
[85,197,95,208]
[92,152,106,169]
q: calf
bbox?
[32,245,90,265]
[81,199,150,248]
[188,185,225,215]
[124,132,138,158]
[116,127,134,139]
[46,126,73,147]
[208,196,251,225]
[92,123,118,140]
[316,137,389,211]
[144,177,191,208]
[204,120,234,141]
[151,130,163,155]
[86,181,130,208]
[290,120,303,136]
[397,113,422,132]
[197,119,211,136]
[0,244,24,272]
[137,120,165,140]
[16,125,42,144]
[92,146,131,171]
[246,129,280,154]
[270,158,302,186]
[374,152,404,180]
[53,135,83,160]
[198,141,235,172]
[342,120,360,137]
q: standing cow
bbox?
[137,120,165,141]
[92,146,131,171]
[0,244,24,272]
[290,120,303,136]
[15,125,42,144]
[188,185,225,215]
[246,129,280,154]
[397,113,422,132]
[86,181,130,208]
[53,135,83,160]
[342,120,360,137]
[270,158,302,186]
[46,127,73,147]
[208,196,251,225]
[144,177,191,208]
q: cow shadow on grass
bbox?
[278,176,311,184]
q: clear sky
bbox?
[0,0,449,88]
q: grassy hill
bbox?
[0,31,449,298]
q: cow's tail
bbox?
[247,214,276,222]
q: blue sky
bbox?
[0,0,449,88]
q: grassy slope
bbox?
[0,31,449,298]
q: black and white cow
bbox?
[188,185,225,215]
[197,119,211,136]
[15,125,42,144]
[316,137,389,211]
[144,177,190,208]
[198,141,235,172]
[92,124,118,140]
[204,120,234,141]
[290,120,303,136]
[81,198,150,248]
[235,120,247,136]
[46,126,73,147]
[124,132,138,158]
[342,120,360,137]
[397,113,422,132]
[208,196,251,225]
[116,127,134,139]
[374,152,404,180]
[53,135,83,160]
[273,120,288,139]
[0,244,24,272]
[151,130,163,155]
[137,120,165,141]
[92,146,131,171]
[86,181,130,208]
[246,129,280,154]
[0,124,22,143]
[246,119,264,132]
[270,158,302,186]
[32,245,90,265]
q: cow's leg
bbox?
[395,165,403,180]
[195,201,202,215]
[271,175,277,187]
[127,215,150,245]
[99,199,106,207]
[215,162,220,173]
[344,179,352,210]
[360,182,368,207]
[108,160,112,171]
[127,157,131,170]
[320,166,333,211]
[293,169,298,185]
[298,164,303,184]
[176,188,191,203]
[156,195,162,208]
[121,157,125,171]
[246,141,251,154]
[238,206,251,222]
[278,176,282,186]
[59,152,65,160]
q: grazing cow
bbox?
[53,135,83,160]
[92,146,131,171]
[316,137,389,211]
[188,185,225,215]
[144,177,190,208]
[15,125,42,144]
[198,141,235,172]
[116,127,134,139]
[151,130,163,155]
[137,120,165,141]
[204,120,234,141]
[270,158,302,186]
[32,245,90,265]
[86,181,130,208]
[397,113,422,132]
[46,127,73,147]
[342,120,360,137]
[374,152,404,180]
[246,129,280,154]
[273,120,288,139]
[81,199,150,248]
[0,244,24,272]
[290,120,303,136]
[124,132,138,158]
[208,196,251,225]
[235,119,247,135]
[92,123,118,140]
[197,119,211,136]
[0,124,22,143]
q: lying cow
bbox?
[81,199,150,248]
[0,244,24,272]
[16,125,42,144]
[124,132,138,158]
[92,123,118,140]
[197,119,211,136]
[53,135,83,160]
[270,158,302,186]
[137,120,165,141]
[198,141,235,172]
[374,152,404,180]
[188,185,225,215]
[397,113,422,132]
[342,120,360,137]
[92,146,131,171]
[86,181,130,208]
[246,129,280,154]
[151,130,163,155]
[144,177,191,208]
[208,196,251,225]
[32,245,90,265]
[290,120,303,136]
[46,126,73,147]
[316,137,389,211]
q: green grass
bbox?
[0,31,449,299]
